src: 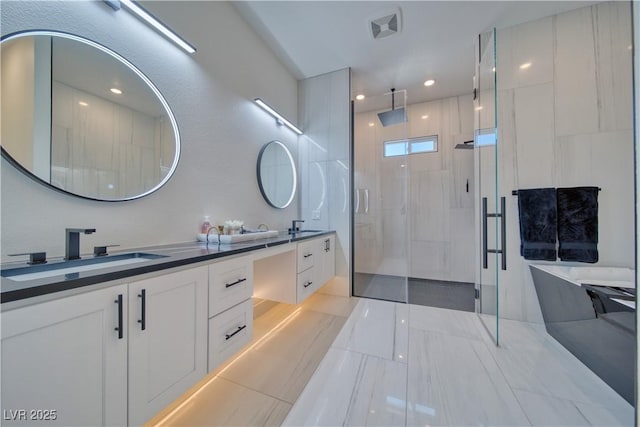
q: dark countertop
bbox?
[1,230,334,304]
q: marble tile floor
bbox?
[151,295,633,427]
[147,293,359,427]
[285,299,635,426]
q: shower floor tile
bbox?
[354,272,475,312]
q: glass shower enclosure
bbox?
[352,90,409,303]
[475,28,501,344]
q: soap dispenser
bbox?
[200,216,211,234]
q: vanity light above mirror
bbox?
[254,98,303,135]
[103,0,196,54]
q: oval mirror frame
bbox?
[0,30,181,201]
[256,140,297,209]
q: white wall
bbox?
[496,1,634,322]
[298,68,351,296]
[1,0,300,261]
[354,94,475,283]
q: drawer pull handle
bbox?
[304,281,313,288]
[225,277,247,288]
[303,253,313,258]
[225,325,247,340]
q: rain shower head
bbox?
[454,140,474,150]
[377,88,407,127]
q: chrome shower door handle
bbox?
[364,189,369,213]
[483,196,507,271]
[355,188,361,213]
[500,196,506,270]
[482,197,488,269]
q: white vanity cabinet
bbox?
[318,235,336,286]
[207,254,254,372]
[1,284,129,427]
[295,235,336,303]
[127,266,208,426]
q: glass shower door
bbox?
[476,29,500,344]
[353,91,409,303]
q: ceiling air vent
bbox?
[369,9,402,40]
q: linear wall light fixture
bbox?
[104,0,196,54]
[254,98,303,135]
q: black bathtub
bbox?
[529,264,635,405]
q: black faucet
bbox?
[65,228,96,260]
[289,219,305,234]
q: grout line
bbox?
[219,376,295,406]
[341,353,367,427]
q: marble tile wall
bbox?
[354,94,475,283]
[495,1,634,322]
[50,82,174,199]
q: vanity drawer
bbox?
[208,299,253,372]
[297,239,317,273]
[209,255,254,317]
[297,266,316,303]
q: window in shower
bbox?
[383,135,438,157]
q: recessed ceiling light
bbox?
[356,94,365,100]
[421,115,429,119]
[368,122,375,127]
[110,88,123,95]
[475,106,483,111]
[78,101,89,107]
[519,62,532,70]
[424,79,435,87]
[492,67,496,72]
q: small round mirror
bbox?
[257,141,296,209]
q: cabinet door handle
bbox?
[225,325,246,340]
[225,277,247,288]
[138,289,146,331]
[114,294,123,339]
[303,253,313,258]
[304,281,313,288]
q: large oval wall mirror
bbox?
[257,140,296,209]
[0,31,180,201]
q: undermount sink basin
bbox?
[290,229,325,234]
[1,252,167,282]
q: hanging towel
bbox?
[556,187,599,263]
[517,188,557,261]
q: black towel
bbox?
[517,188,557,261]
[557,187,599,263]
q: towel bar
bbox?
[512,188,601,196]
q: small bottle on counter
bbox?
[200,216,211,234]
